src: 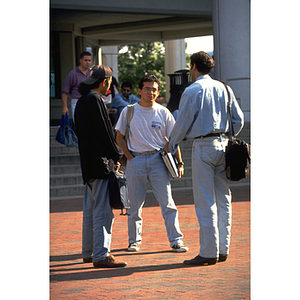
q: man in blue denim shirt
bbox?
[166,51,244,266]
[112,81,140,120]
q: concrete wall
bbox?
[213,0,250,122]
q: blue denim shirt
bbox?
[169,75,244,154]
[112,93,140,119]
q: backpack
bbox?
[119,105,134,166]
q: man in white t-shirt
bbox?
[115,74,188,253]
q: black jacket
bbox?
[74,91,123,184]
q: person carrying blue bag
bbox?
[55,112,78,147]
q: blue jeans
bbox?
[192,136,231,258]
[125,151,183,247]
[82,179,114,262]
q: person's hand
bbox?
[62,107,69,115]
[114,162,122,173]
[177,164,184,178]
[164,136,170,153]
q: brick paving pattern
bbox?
[50,185,250,299]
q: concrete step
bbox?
[50,165,193,185]
[50,144,79,155]
[50,171,194,198]
[50,151,192,168]
[50,179,250,201]
[49,123,250,201]
[50,164,82,176]
[50,166,249,200]
[49,176,194,200]
[50,170,250,200]
[50,173,83,186]
[50,184,85,199]
[50,154,80,165]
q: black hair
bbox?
[138,74,161,91]
[80,51,92,59]
[121,81,133,89]
[190,51,215,74]
[78,78,103,96]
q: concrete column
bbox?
[213,0,250,121]
[101,46,119,82]
[59,32,75,91]
[164,39,186,102]
[75,36,86,59]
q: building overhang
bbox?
[50,0,213,46]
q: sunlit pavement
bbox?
[50,185,250,299]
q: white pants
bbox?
[70,98,78,124]
[192,136,231,258]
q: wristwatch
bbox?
[177,162,184,167]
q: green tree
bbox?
[118,42,166,98]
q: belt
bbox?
[194,132,228,139]
[131,149,160,155]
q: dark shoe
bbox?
[218,254,228,262]
[83,257,93,263]
[184,255,217,266]
[93,254,127,268]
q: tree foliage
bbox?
[118,42,165,98]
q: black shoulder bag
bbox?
[223,83,251,181]
[108,169,130,215]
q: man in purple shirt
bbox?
[61,51,92,122]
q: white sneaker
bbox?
[172,244,189,252]
[127,243,140,252]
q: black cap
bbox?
[82,65,113,85]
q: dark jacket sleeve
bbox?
[75,92,123,183]
[94,93,123,162]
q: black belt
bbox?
[131,149,160,155]
[194,132,228,139]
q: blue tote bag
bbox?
[55,113,78,147]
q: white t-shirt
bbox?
[115,102,175,153]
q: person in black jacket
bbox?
[74,65,127,268]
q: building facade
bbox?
[50,0,250,124]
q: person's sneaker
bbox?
[127,243,140,252]
[172,244,189,252]
[93,254,127,268]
